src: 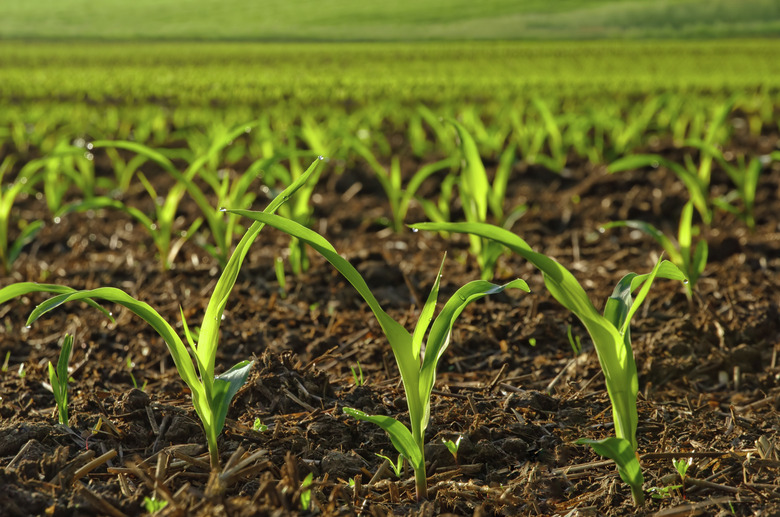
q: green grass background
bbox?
[2,0,779,40]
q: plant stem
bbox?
[414,462,427,501]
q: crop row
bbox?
[1,101,776,505]
[3,40,780,107]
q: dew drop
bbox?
[598,227,606,234]
[25,325,31,330]
[411,228,419,233]
[108,312,113,317]
[219,207,227,212]
[86,142,94,150]
[53,217,61,224]
[683,279,689,284]
[318,155,325,161]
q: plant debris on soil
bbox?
[1,130,780,516]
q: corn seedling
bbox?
[272,148,324,275]
[711,153,762,231]
[252,418,268,432]
[226,210,529,500]
[449,119,526,279]
[601,199,705,298]
[411,221,687,506]
[48,334,74,425]
[300,472,314,511]
[0,156,45,274]
[673,457,692,498]
[126,355,147,391]
[567,325,582,356]
[376,453,405,478]
[0,158,323,468]
[351,360,364,386]
[274,256,288,298]
[82,122,263,269]
[351,138,458,233]
[648,484,682,500]
[143,496,168,514]
[443,435,462,463]
[2,351,10,372]
[608,153,710,225]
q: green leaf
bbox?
[411,256,445,361]
[0,282,112,320]
[600,220,681,266]
[577,437,644,506]
[419,277,529,432]
[448,118,488,222]
[198,158,323,384]
[607,154,664,174]
[343,408,422,472]
[227,210,422,442]
[409,222,684,454]
[209,360,254,442]
[8,220,44,266]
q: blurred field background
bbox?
[1,0,779,40]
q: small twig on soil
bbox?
[282,387,317,411]
[72,449,118,485]
[487,363,507,391]
[734,392,780,414]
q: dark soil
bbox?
[2,132,780,516]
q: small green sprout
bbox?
[376,453,404,478]
[567,325,582,355]
[252,418,268,432]
[18,362,26,379]
[143,496,168,514]
[2,350,9,372]
[126,355,147,391]
[350,360,364,386]
[274,256,287,298]
[48,334,74,425]
[648,484,682,500]
[300,472,313,511]
[443,435,462,463]
[673,457,693,498]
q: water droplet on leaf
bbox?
[412,228,419,233]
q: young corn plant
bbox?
[77,121,263,269]
[0,158,323,469]
[600,199,705,298]
[411,221,687,506]
[226,210,529,501]
[350,137,457,233]
[0,156,45,274]
[710,152,762,231]
[449,119,526,280]
[48,333,74,426]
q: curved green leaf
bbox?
[577,437,644,506]
[343,408,422,472]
